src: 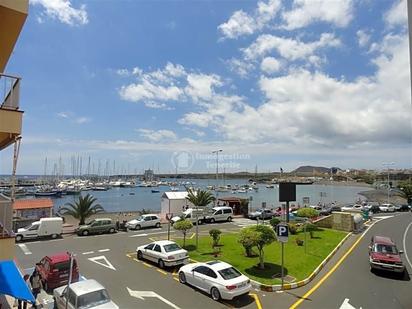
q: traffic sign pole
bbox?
[281,242,284,289]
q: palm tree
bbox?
[60,194,104,225]
[186,188,215,249]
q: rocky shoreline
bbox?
[358,189,406,204]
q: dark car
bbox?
[368,236,405,274]
[369,205,381,214]
[395,204,411,212]
[36,252,79,291]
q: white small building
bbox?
[160,191,194,219]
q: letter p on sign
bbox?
[276,224,288,243]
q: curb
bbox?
[250,232,353,291]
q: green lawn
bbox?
[176,227,347,285]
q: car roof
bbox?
[69,279,106,296]
[153,240,176,246]
[142,214,158,217]
[44,252,71,263]
[205,260,233,271]
[373,236,395,245]
[94,218,112,221]
[213,206,231,210]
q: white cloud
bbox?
[119,79,183,102]
[30,0,88,26]
[75,117,91,124]
[218,0,281,39]
[57,111,90,124]
[57,112,70,119]
[384,0,407,28]
[144,101,174,110]
[116,69,130,76]
[243,33,340,62]
[185,74,222,102]
[226,58,255,78]
[137,129,177,142]
[356,30,370,48]
[282,0,353,30]
[261,57,282,73]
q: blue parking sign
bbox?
[276,224,288,242]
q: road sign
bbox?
[276,223,288,243]
[166,213,173,221]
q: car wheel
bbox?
[227,216,232,222]
[179,272,186,284]
[109,228,115,233]
[210,218,215,223]
[51,234,58,239]
[210,287,221,301]
[158,259,165,269]
[82,230,89,236]
[15,235,23,242]
[137,251,143,260]
[135,225,141,230]
[155,222,161,228]
[198,219,203,225]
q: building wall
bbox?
[15,207,52,219]
[0,237,14,260]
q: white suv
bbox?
[126,214,161,230]
[206,207,233,223]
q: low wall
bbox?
[314,212,354,232]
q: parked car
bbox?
[205,206,233,223]
[395,204,411,212]
[170,208,211,225]
[126,214,161,230]
[178,260,251,301]
[368,235,405,274]
[136,240,188,268]
[341,204,364,212]
[369,205,381,214]
[36,252,79,291]
[248,209,273,220]
[76,218,117,236]
[15,217,63,242]
[379,203,396,212]
[53,279,118,309]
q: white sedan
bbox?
[379,203,396,212]
[178,261,251,301]
[136,240,188,268]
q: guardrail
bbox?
[0,194,13,238]
[0,73,20,110]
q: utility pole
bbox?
[212,150,222,204]
[382,162,394,204]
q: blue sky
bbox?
[1,0,411,175]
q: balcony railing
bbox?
[0,73,20,110]
[0,194,13,238]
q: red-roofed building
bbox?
[13,198,53,219]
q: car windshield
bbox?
[163,243,181,252]
[135,216,143,221]
[374,244,398,254]
[54,261,71,271]
[86,220,95,225]
[218,267,242,280]
[255,209,263,213]
[77,289,110,309]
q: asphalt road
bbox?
[15,220,264,309]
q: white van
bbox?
[16,217,63,242]
[170,208,211,225]
[206,206,233,223]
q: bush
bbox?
[173,219,193,248]
[288,223,298,235]
[305,223,318,238]
[209,229,222,247]
[296,207,319,218]
[238,227,259,257]
[270,217,281,228]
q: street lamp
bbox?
[382,162,395,205]
[212,150,222,204]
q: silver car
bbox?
[53,279,118,309]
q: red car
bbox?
[368,236,405,274]
[36,252,79,291]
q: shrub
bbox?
[173,219,193,248]
[270,217,281,228]
[296,207,319,218]
[209,229,222,247]
[238,228,259,257]
[305,223,318,238]
[288,223,298,235]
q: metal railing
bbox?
[0,73,21,110]
[0,194,13,238]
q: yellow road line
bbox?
[157,269,168,275]
[133,258,139,262]
[289,223,374,309]
[249,293,263,309]
[189,258,199,263]
[189,233,195,239]
[173,277,179,282]
[143,262,153,268]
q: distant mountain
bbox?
[292,166,340,175]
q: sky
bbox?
[1,0,411,175]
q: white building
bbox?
[160,191,194,219]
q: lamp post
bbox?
[382,162,394,205]
[212,149,222,204]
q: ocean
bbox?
[49,178,370,213]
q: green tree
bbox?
[209,229,222,247]
[173,219,193,248]
[60,194,104,226]
[186,188,215,249]
[238,225,276,269]
[305,223,318,238]
[397,181,412,204]
[270,217,281,229]
[296,207,319,219]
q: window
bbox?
[163,243,181,252]
[193,266,209,275]
[145,244,155,250]
[28,224,39,231]
[218,267,242,280]
[77,290,110,309]
[223,209,232,214]
[375,244,398,254]
[152,216,158,220]
[153,245,161,252]
[144,217,151,221]
[215,210,222,215]
[91,221,100,227]
[67,289,76,306]
[54,261,71,271]
[205,268,217,279]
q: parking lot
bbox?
[15,219,266,309]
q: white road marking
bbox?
[339,298,362,309]
[129,231,169,238]
[130,233,148,237]
[402,221,412,270]
[18,244,32,255]
[374,215,394,219]
[127,287,181,309]
[82,251,94,255]
[88,255,116,271]
[98,249,110,252]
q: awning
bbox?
[0,260,35,303]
